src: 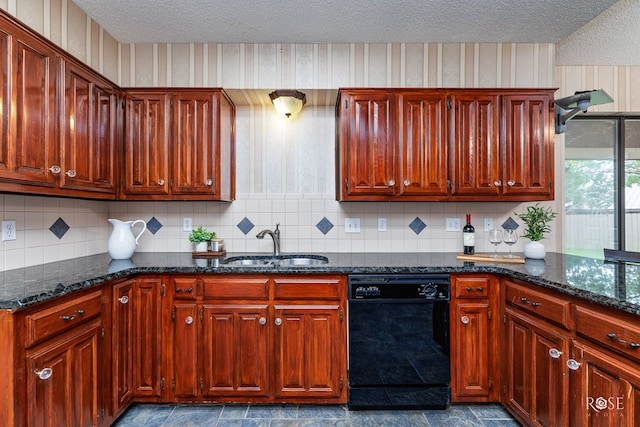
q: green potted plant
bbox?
[188,226,216,252]
[515,203,557,259]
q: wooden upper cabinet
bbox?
[337,91,396,199]
[59,60,119,196]
[502,93,554,199]
[122,89,235,201]
[399,92,449,197]
[122,91,170,197]
[0,23,57,187]
[449,92,501,198]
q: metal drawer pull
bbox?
[607,333,640,349]
[531,302,541,307]
[461,316,470,325]
[274,318,282,326]
[158,178,165,185]
[566,359,581,370]
[175,287,193,293]
[118,296,129,304]
[205,179,213,186]
[388,179,395,186]
[35,368,53,380]
[465,287,484,292]
[507,180,515,186]
[494,180,502,187]
[185,316,194,325]
[61,309,85,321]
[520,297,529,304]
[49,165,61,174]
[404,179,410,186]
[259,317,266,325]
[65,169,77,177]
[548,348,563,359]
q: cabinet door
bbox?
[201,304,269,397]
[399,93,448,197]
[123,92,170,196]
[0,28,57,186]
[27,320,101,427]
[570,340,640,427]
[172,91,220,196]
[450,93,501,197]
[273,304,345,399]
[338,92,397,198]
[502,93,554,199]
[170,303,199,398]
[59,61,118,195]
[504,308,570,427]
[133,277,163,398]
[111,280,134,415]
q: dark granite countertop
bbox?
[1,252,639,316]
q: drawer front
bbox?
[454,276,490,299]
[504,280,571,329]
[273,277,343,300]
[575,304,640,363]
[172,277,199,299]
[202,276,269,300]
[25,290,102,347]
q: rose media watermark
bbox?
[587,396,624,418]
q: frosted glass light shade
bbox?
[269,90,306,117]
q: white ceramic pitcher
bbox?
[107,219,147,259]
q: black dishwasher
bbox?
[347,274,450,409]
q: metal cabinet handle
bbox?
[274,318,282,326]
[49,165,61,174]
[158,178,165,185]
[607,332,640,349]
[175,287,193,293]
[494,180,502,187]
[403,179,410,186]
[507,180,515,186]
[520,297,529,304]
[205,179,213,186]
[466,287,484,292]
[461,315,470,325]
[259,317,266,325]
[35,368,53,380]
[185,316,194,325]
[388,179,396,186]
[65,169,77,177]
[531,302,541,307]
[118,296,129,304]
[567,359,581,370]
[61,309,85,321]
[549,348,563,359]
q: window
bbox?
[564,115,640,258]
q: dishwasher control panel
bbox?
[349,274,450,301]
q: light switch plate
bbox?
[182,217,193,231]
[345,218,361,233]
[445,217,461,232]
[484,218,494,231]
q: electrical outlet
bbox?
[377,217,387,232]
[2,220,16,241]
[345,218,361,233]
[484,218,494,232]
[182,217,193,232]
[445,217,461,232]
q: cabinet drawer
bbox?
[574,304,640,363]
[25,290,102,347]
[504,281,571,329]
[172,277,199,299]
[454,276,490,299]
[202,277,269,300]
[273,277,343,300]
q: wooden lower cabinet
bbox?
[503,307,571,427]
[111,280,134,416]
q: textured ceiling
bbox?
[72,0,619,44]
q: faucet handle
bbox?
[274,223,280,235]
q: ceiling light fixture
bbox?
[269,90,307,118]
[554,89,613,134]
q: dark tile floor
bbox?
[113,403,522,426]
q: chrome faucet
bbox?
[256,223,281,255]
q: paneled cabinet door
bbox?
[0,25,57,186]
[569,340,640,427]
[338,92,397,198]
[111,280,134,415]
[133,276,163,398]
[501,93,554,199]
[449,93,501,197]
[504,308,570,427]
[201,304,269,397]
[60,61,118,196]
[26,320,101,427]
[272,304,345,399]
[399,93,448,196]
[123,92,170,196]
[170,303,200,398]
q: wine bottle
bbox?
[463,214,475,255]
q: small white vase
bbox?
[524,241,546,259]
[194,241,209,252]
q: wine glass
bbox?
[503,229,518,258]
[488,229,503,258]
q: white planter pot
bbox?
[194,241,209,252]
[524,241,546,259]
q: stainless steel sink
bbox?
[222,255,328,267]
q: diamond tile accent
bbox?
[147,217,162,234]
[502,217,519,231]
[316,217,334,235]
[237,217,255,235]
[409,217,427,235]
[49,217,70,240]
